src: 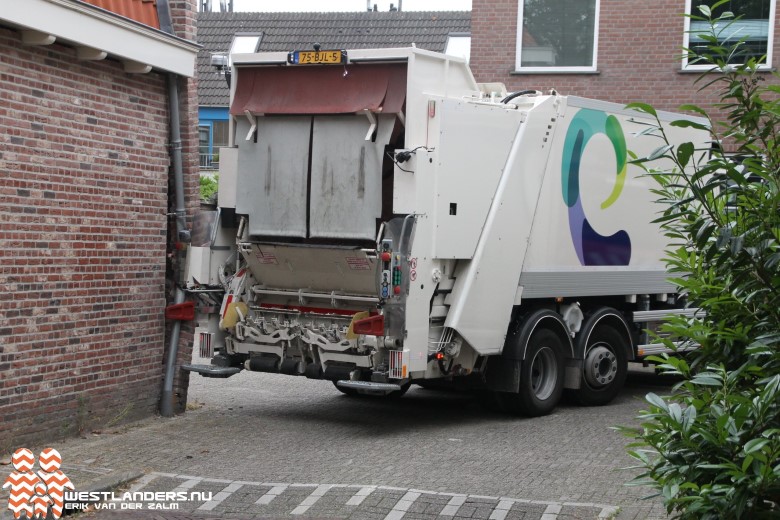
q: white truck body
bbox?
[185,47,706,414]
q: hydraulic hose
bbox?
[500,90,538,104]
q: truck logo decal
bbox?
[561,109,631,266]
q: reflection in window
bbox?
[687,0,774,66]
[518,0,599,70]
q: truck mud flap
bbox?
[483,357,521,393]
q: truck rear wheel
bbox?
[574,325,628,406]
[503,328,565,417]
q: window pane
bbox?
[212,121,230,148]
[198,127,210,156]
[199,127,211,168]
[690,0,771,63]
[230,35,260,55]
[521,0,597,67]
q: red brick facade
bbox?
[0,1,198,449]
[471,0,780,114]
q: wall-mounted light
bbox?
[210,53,231,87]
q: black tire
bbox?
[474,389,505,413]
[211,352,244,368]
[416,380,453,391]
[503,328,565,417]
[574,325,628,406]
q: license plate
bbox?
[288,50,344,65]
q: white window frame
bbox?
[515,0,600,72]
[683,0,776,70]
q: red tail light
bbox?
[352,314,385,336]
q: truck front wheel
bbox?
[574,325,628,406]
[503,328,565,417]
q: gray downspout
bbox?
[167,74,190,243]
[158,0,190,417]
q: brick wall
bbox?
[471,0,780,114]
[0,0,198,450]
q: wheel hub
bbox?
[530,346,558,400]
[584,345,617,388]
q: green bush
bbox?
[617,3,780,518]
[200,174,219,203]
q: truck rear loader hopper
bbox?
[183,47,707,416]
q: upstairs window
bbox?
[516,0,600,72]
[685,0,775,69]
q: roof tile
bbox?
[81,0,160,29]
[197,10,470,106]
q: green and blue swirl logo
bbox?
[561,109,631,266]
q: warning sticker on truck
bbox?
[255,250,278,265]
[345,257,371,270]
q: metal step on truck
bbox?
[182,46,707,416]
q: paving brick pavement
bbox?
[1,360,676,520]
[53,473,614,519]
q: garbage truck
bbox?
[182,47,707,416]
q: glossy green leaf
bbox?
[676,142,695,168]
[670,120,710,132]
[649,144,674,161]
[626,102,658,117]
[646,393,669,411]
[744,438,770,455]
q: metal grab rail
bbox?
[199,153,219,169]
